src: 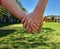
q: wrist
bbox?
[21,13,27,20]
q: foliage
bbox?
[0,5,8,18]
[50,15,55,22]
[14,0,27,12]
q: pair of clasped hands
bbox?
[1,0,48,34]
[22,0,48,34]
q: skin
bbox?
[0,0,39,34]
[22,0,48,34]
[0,0,48,34]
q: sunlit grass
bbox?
[0,22,60,49]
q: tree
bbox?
[16,0,27,12]
[0,5,9,23]
[50,15,55,22]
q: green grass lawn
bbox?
[0,22,60,49]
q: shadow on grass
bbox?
[0,27,59,49]
[0,41,60,49]
[42,27,55,33]
[0,23,20,28]
[0,29,16,37]
[16,27,55,34]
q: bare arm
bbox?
[32,0,48,16]
[1,0,27,20]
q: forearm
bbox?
[1,0,26,20]
[33,0,48,16]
